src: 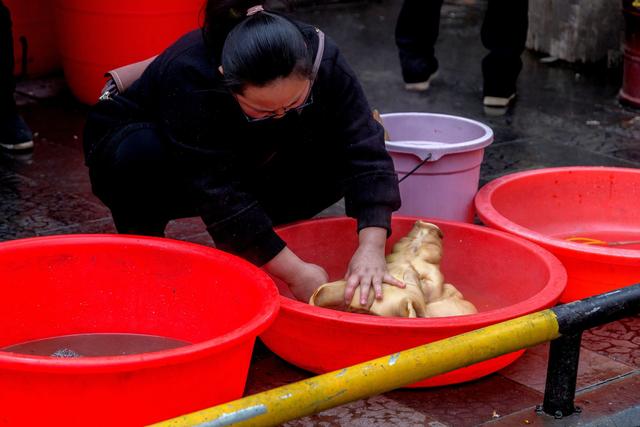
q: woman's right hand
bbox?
[264,247,328,303]
[286,262,329,302]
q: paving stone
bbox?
[484,372,640,426]
[384,375,542,427]
[582,315,640,368]
[0,137,94,198]
[480,138,640,185]
[285,395,432,427]
[499,342,636,394]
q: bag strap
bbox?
[104,56,158,94]
[311,28,325,82]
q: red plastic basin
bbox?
[0,234,279,427]
[475,167,640,302]
[261,216,566,387]
[54,0,204,104]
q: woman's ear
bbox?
[218,65,224,75]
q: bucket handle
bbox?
[398,152,432,183]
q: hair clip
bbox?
[246,5,264,16]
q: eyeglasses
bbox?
[244,92,314,123]
[236,80,314,123]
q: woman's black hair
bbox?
[203,1,313,93]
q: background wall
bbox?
[527,0,623,64]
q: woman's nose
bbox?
[273,108,287,118]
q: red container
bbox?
[261,216,566,387]
[54,0,204,104]
[0,235,279,427]
[4,0,61,77]
[621,0,640,107]
[475,167,640,302]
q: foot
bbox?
[483,93,516,108]
[404,71,438,92]
[483,105,509,117]
[0,114,34,151]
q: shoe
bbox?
[0,114,34,151]
[483,93,516,108]
[404,71,439,92]
[483,105,509,117]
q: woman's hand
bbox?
[344,227,404,305]
[264,247,329,303]
[287,262,329,302]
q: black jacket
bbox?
[84,22,401,265]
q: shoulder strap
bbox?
[310,29,325,82]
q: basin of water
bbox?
[0,234,279,426]
[475,166,640,301]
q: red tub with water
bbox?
[475,166,640,302]
[0,235,279,426]
[261,216,566,387]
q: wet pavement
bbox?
[2,0,640,425]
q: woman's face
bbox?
[234,76,311,120]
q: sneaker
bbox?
[483,105,509,117]
[405,71,439,92]
[483,93,516,108]
[0,114,34,151]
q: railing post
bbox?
[540,332,583,418]
[541,283,640,419]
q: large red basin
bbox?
[0,234,279,426]
[475,167,640,302]
[261,216,566,387]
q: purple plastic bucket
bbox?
[381,113,494,222]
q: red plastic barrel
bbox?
[621,0,640,107]
[0,234,279,426]
[4,0,61,77]
[54,0,204,104]
[261,216,566,387]
[475,167,640,302]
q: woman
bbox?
[83,0,403,303]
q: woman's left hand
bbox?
[344,227,404,305]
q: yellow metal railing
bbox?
[151,310,560,427]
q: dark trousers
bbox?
[87,123,193,236]
[86,122,345,237]
[395,0,529,96]
[0,0,16,115]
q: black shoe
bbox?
[0,114,34,151]
[400,53,439,92]
[405,70,439,92]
